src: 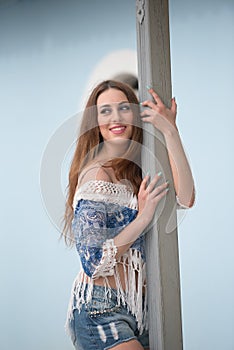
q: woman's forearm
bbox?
[113,215,147,259]
[140,88,195,208]
[114,174,169,258]
[164,127,195,208]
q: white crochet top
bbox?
[66,180,148,335]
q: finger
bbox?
[171,97,177,115]
[140,109,154,117]
[154,187,169,202]
[141,100,157,110]
[141,116,154,124]
[151,182,169,197]
[139,174,150,192]
[148,89,164,107]
[146,173,162,193]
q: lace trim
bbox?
[65,248,148,335]
[92,239,117,279]
[73,180,138,211]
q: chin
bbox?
[108,138,130,145]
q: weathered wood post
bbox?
[136,1,183,349]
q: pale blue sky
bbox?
[0,1,233,349]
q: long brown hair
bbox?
[62,80,143,245]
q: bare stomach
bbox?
[81,262,145,294]
[93,263,128,289]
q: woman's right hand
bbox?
[137,173,169,226]
[113,173,169,256]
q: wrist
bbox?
[135,213,150,230]
[163,124,179,138]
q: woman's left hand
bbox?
[140,88,178,135]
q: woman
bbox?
[63,80,195,350]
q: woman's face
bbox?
[96,88,134,142]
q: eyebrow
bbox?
[98,100,129,108]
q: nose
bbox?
[111,106,122,122]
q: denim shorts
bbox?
[67,284,149,350]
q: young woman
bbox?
[63,80,195,350]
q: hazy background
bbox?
[0,0,233,349]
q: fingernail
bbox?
[139,102,143,105]
[166,188,169,192]
[166,180,170,185]
[146,171,150,176]
[157,171,162,177]
[146,84,152,90]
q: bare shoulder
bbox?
[78,163,112,187]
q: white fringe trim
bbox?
[65,248,148,335]
[92,239,117,279]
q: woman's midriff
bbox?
[93,263,130,290]
[81,262,145,293]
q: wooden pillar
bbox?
[136,1,183,349]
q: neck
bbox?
[98,140,130,162]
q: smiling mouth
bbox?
[109,126,127,134]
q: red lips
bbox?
[109,125,127,134]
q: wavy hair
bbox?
[62,80,143,245]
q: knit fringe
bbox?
[65,248,148,336]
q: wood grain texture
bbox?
[136,1,183,349]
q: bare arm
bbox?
[78,166,169,260]
[114,173,169,258]
[141,88,195,208]
[163,128,195,207]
